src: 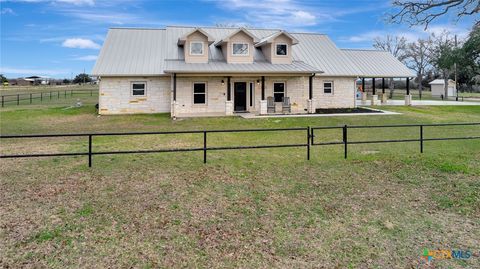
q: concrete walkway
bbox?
[238,108,400,119]
[356,99,480,106]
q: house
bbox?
[429,79,457,98]
[92,26,414,117]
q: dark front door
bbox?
[234,82,247,112]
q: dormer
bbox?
[178,28,215,63]
[255,31,298,64]
[214,28,259,64]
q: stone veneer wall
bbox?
[98,76,170,115]
[312,76,356,109]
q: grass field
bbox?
[1,102,479,268]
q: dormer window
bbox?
[232,43,249,55]
[190,41,204,55]
[276,43,288,56]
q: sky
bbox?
[0,0,476,78]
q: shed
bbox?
[429,79,456,98]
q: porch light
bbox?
[221,80,225,85]
[256,79,260,85]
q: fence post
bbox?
[30,93,32,104]
[310,127,314,145]
[17,94,19,105]
[71,90,73,97]
[420,125,424,153]
[58,91,60,99]
[307,126,310,160]
[90,89,93,96]
[40,92,43,101]
[343,125,348,159]
[88,135,92,167]
[65,90,67,98]
[1,95,4,107]
[203,130,207,164]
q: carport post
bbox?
[261,76,265,100]
[372,78,376,95]
[382,78,385,94]
[227,76,231,101]
[406,77,410,95]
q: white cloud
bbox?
[56,0,94,5]
[62,38,100,49]
[0,66,70,76]
[1,8,15,15]
[72,55,97,61]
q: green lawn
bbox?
[1,103,479,268]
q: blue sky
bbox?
[0,0,475,78]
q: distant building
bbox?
[429,79,457,98]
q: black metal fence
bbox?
[0,123,479,167]
[1,88,98,107]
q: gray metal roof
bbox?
[341,49,415,78]
[93,26,414,78]
[165,60,321,74]
[92,28,166,76]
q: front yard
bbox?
[0,103,479,268]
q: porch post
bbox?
[227,76,231,101]
[172,73,177,119]
[361,77,367,103]
[259,76,267,115]
[405,77,412,106]
[308,74,315,113]
[226,76,233,115]
[381,78,387,103]
[371,78,378,105]
[173,73,177,101]
[261,76,265,100]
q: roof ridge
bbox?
[166,25,282,31]
[110,27,166,30]
[342,48,387,52]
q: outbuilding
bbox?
[429,79,457,98]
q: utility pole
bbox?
[454,35,458,101]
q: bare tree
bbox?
[389,0,480,29]
[404,38,433,98]
[373,35,408,98]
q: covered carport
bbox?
[342,49,416,105]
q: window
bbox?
[190,41,204,55]
[232,43,249,55]
[131,82,146,96]
[323,81,333,94]
[273,82,285,102]
[276,43,288,56]
[193,82,206,104]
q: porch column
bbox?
[381,78,387,103]
[405,77,412,106]
[226,76,233,115]
[173,73,177,101]
[259,76,267,115]
[371,78,378,105]
[361,78,367,103]
[308,74,315,113]
[172,73,177,119]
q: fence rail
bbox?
[1,88,98,107]
[0,123,479,167]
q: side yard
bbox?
[0,104,479,268]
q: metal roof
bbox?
[92,28,167,76]
[93,26,414,78]
[429,79,455,85]
[341,49,415,78]
[165,60,321,74]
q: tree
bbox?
[431,33,460,97]
[63,79,71,84]
[404,37,433,98]
[389,0,480,29]
[73,73,92,84]
[0,74,8,83]
[458,25,480,88]
[373,35,408,98]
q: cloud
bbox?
[1,0,94,5]
[1,8,15,15]
[62,38,100,49]
[0,66,70,76]
[72,55,97,61]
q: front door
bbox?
[234,82,247,112]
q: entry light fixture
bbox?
[221,79,225,85]
[256,79,260,85]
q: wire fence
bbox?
[1,88,98,107]
[1,123,479,167]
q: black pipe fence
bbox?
[0,123,479,167]
[1,88,98,107]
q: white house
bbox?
[429,79,457,98]
[92,26,414,117]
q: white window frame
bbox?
[192,82,207,105]
[190,41,204,56]
[273,81,286,103]
[131,81,147,97]
[275,43,288,56]
[323,80,334,94]
[231,42,249,56]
